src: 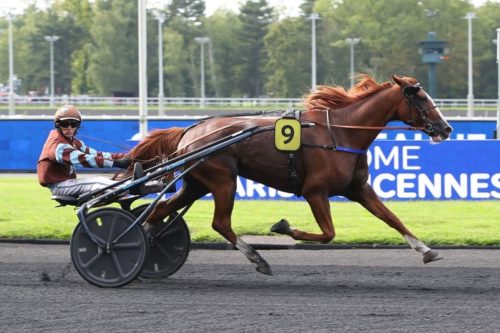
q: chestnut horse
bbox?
[127,75,452,275]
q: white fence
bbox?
[0,96,302,107]
[0,95,497,107]
[0,95,498,117]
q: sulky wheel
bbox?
[131,204,191,279]
[70,208,148,288]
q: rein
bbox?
[77,134,165,165]
[329,124,424,131]
[175,121,248,153]
[77,134,134,150]
[304,97,426,155]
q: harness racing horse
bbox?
[127,75,452,275]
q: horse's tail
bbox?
[129,127,184,162]
[112,127,185,180]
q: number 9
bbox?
[282,125,294,144]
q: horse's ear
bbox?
[392,75,404,86]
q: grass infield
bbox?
[0,176,499,245]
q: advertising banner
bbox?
[1,119,498,201]
[230,140,499,201]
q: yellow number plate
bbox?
[274,118,301,152]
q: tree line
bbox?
[0,0,499,99]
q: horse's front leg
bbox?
[234,237,273,276]
[210,181,273,276]
[271,193,335,243]
[346,184,442,264]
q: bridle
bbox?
[402,84,437,136]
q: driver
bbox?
[37,105,131,197]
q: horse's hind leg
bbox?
[144,175,208,232]
[346,184,442,264]
[271,192,335,243]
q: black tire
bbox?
[131,204,191,279]
[70,208,148,288]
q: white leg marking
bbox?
[404,235,431,254]
[235,237,260,263]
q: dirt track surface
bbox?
[1,243,499,333]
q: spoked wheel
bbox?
[70,208,148,288]
[131,204,191,279]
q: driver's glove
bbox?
[112,158,132,169]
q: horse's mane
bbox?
[304,74,394,111]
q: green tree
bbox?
[473,2,500,98]
[163,27,190,97]
[10,4,86,96]
[168,0,205,25]
[264,18,311,97]
[54,0,94,95]
[165,0,206,97]
[413,0,474,98]
[321,0,425,81]
[237,0,274,97]
[1,0,499,100]
[299,0,316,17]
[204,10,242,97]
[88,0,139,95]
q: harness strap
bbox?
[325,108,337,149]
[302,143,368,154]
[286,153,301,196]
[335,146,368,154]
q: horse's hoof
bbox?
[256,262,273,276]
[423,250,443,264]
[270,219,292,235]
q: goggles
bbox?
[59,120,80,129]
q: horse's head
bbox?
[392,75,452,142]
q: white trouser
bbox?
[49,177,117,197]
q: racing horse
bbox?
[127,75,452,275]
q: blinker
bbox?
[403,85,421,97]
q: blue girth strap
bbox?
[335,146,368,154]
[322,108,368,155]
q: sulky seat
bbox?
[51,195,79,206]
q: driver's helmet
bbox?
[54,105,81,126]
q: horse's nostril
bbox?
[445,126,453,134]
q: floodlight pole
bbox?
[44,35,60,108]
[138,0,148,138]
[8,14,14,115]
[195,37,209,107]
[309,13,319,91]
[345,38,360,88]
[154,11,166,116]
[464,12,475,118]
[496,28,500,139]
